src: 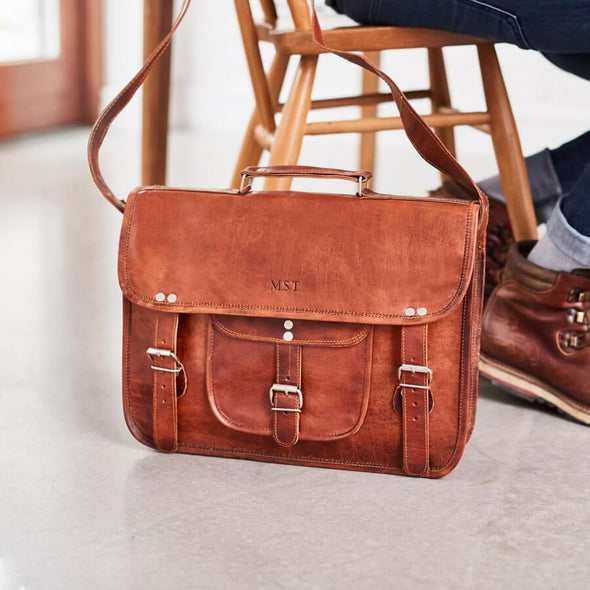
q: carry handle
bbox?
[240,165,372,195]
[88,0,487,231]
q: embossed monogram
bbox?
[270,280,301,292]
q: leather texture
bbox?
[90,0,488,477]
[481,242,590,409]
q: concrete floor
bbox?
[1,128,589,590]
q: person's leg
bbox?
[480,132,590,224]
[549,133,590,197]
[529,163,590,270]
[328,0,590,52]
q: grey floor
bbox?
[1,129,589,590]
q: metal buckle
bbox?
[146,348,183,374]
[398,363,433,385]
[394,364,434,414]
[269,384,303,413]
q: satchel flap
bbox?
[119,188,480,325]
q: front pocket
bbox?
[206,315,374,443]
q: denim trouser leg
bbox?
[549,132,590,196]
[551,164,590,263]
[327,0,590,66]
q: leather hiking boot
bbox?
[431,179,514,303]
[480,241,590,424]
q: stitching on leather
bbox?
[432,295,470,472]
[121,196,476,321]
[273,395,300,447]
[273,346,299,446]
[468,249,484,431]
[171,314,180,436]
[212,316,370,347]
[208,323,270,433]
[401,325,429,476]
[152,314,161,446]
[297,345,301,387]
[401,328,408,470]
[422,324,430,474]
[174,444,401,470]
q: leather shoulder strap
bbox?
[89,0,488,226]
[88,0,192,212]
[309,1,486,208]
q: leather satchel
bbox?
[89,0,488,478]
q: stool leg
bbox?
[231,53,290,189]
[428,47,456,167]
[478,44,538,241]
[142,0,173,186]
[360,51,381,174]
[265,55,318,191]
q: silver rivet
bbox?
[155,292,166,302]
[417,307,427,317]
[404,307,416,317]
[284,320,294,330]
[283,331,294,342]
[167,293,178,303]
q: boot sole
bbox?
[479,354,590,425]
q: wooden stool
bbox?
[142,0,537,240]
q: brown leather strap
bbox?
[149,312,185,453]
[309,0,487,220]
[89,0,488,232]
[88,0,191,212]
[399,324,431,476]
[272,344,302,447]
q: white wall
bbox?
[101,0,590,167]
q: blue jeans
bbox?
[327,0,590,249]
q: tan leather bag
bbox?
[89,0,488,478]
